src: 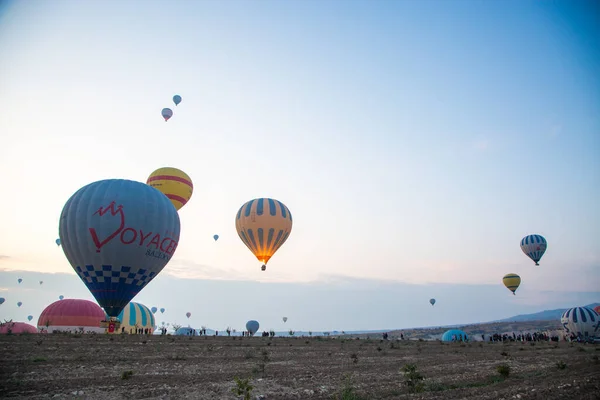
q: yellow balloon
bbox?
[235,198,293,266]
[147,167,193,211]
[502,273,521,295]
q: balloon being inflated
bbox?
[59,179,181,318]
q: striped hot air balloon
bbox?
[235,198,292,272]
[560,307,599,338]
[520,234,547,266]
[502,273,521,295]
[147,167,193,211]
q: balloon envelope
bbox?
[561,307,599,338]
[283,317,287,323]
[0,298,4,305]
[160,308,165,314]
[18,278,22,284]
[56,238,61,246]
[161,108,173,121]
[429,298,436,306]
[236,198,293,266]
[59,295,64,300]
[17,302,22,307]
[502,273,521,295]
[59,179,181,317]
[186,312,191,318]
[39,281,43,285]
[173,95,182,106]
[151,307,158,314]
[520,234,547,265]
[213,234,219,241]
[246,320,259,335]
[147,167,193,211]
[27,315,33,321]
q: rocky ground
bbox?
[0,334,598,399]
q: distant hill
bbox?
[495,302,599,322]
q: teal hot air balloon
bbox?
[59,179,181,318]
[520,234,547,266]
[27,315,33,322]
[173,95,182,106]
[17,301,22,307]
[213,234,219,241]
[430,298,436,306]
[59,295,64,300]
[160,308,165,314]
[56,238,61,246]
[161,108,173,121]
[151,306,157,314]
[246,320,259,336]
[17,278,22,284]
[0,297,5,305]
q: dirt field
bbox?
[1,334,598,399]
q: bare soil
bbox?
[0,334,598,399]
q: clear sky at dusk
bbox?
[0,0,598,330]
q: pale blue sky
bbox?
[0,0,598,330]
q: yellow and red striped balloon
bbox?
[146,167,193,211]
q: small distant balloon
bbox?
[151,307,158,314]
[186,312,191,319]
[59,295,64,300]
[213,234,219,241]
[503,273,521,295]
[55,238,61,246]
[39,281,43,285]
[283,317,288,323]
[430,298,436,306]
[18,278,22,284]
[173,95,182,106]
[27,315,33,322]
[0,298,5,305]
[17,301,22,307]
[161,108,173,122]
[160,308,165,314]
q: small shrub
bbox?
[231,376,254,400]
[350,353,358,364]
[32,357,47,363]
[500,351,509,357]
[496,364,510,378]
[335,374,364,400]
[401,364,425,393]
[121,370,134,380]
[556,361,567,370]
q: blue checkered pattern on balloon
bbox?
[75,265,156,286]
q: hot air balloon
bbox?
[502,273,521,295]
[520,234,547,266]
[430,298,436,306]
[0,298,5,305]
[151,307,157,314]
[147,167,193,211]
[186,312,191,319]
[17,301,22,307]
[160,308,165,314]
[56,238,61,246]
[27,315,33,322]
[173,95,182,106]
[235,198,293,271]
[18,278,22,284]
[39,281,43,285]
[283,317,288,323]
[161,108,173,122]
[246,320,259,335]
[213,234,219,241]
[59,179,181,319]
[59,295,64,300]
[561,307,599,338]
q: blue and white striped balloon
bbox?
[59,179,181,318]
[560,307,599,338]
[520,234,547,266]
